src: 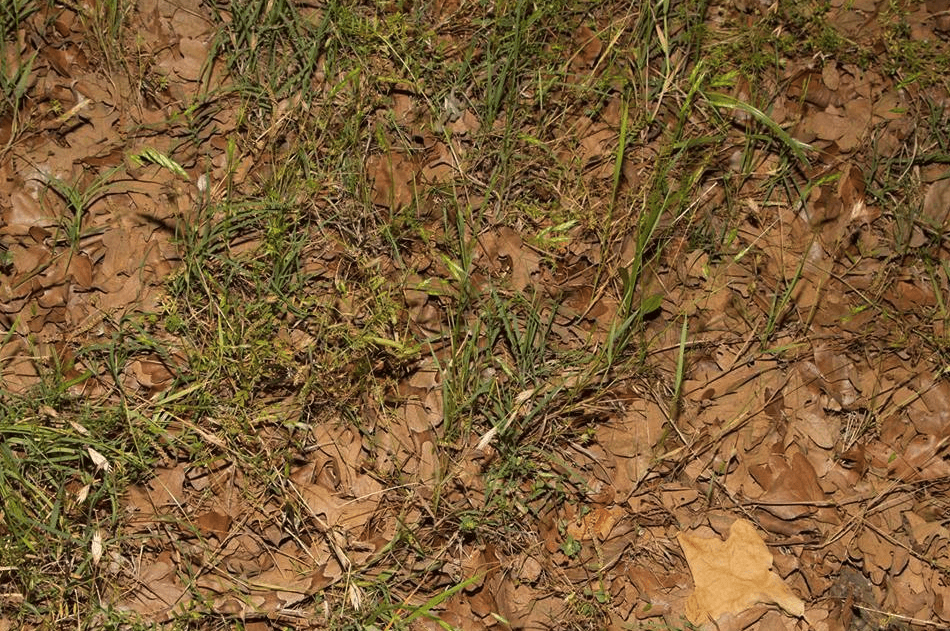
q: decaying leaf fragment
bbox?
[677,519,805,626]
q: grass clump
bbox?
[0,362,165,626]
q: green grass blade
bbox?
[704,91,812,164]
[402,574,484,623]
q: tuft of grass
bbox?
[43,167,122,251]
[0,0,37,41]
[0,0,37,154]
[0,340,171,627]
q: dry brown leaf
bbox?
[448,109,480,135]
[421,140,457,183]
[367,152,416,210]
[754,450,826,523]
[70,253,94,288]
[146,464,187,507]
[195,510,231,538]
[565,505,624,541]
[572,25,602,68]
[516,554,543,583]
[493,575,565,631]
[122,551,192,618]
[403,399,434,432]
[903,510,949,550]
[677,519,805,625]
[6,191,55,230]
[599,399,666,497]
[175,38,208,81]
[923,178,950,229]
[477,227,540,292]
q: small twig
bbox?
[854,604,945,628]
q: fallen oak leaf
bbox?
[677,519,805,626]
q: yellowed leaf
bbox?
[677,519,805,625]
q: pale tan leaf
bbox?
[678,519,805,625]
[91,529,103,565]
[87,447,111,472]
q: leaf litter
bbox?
[2,0,950,629]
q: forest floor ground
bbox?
[2,0,950,629]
